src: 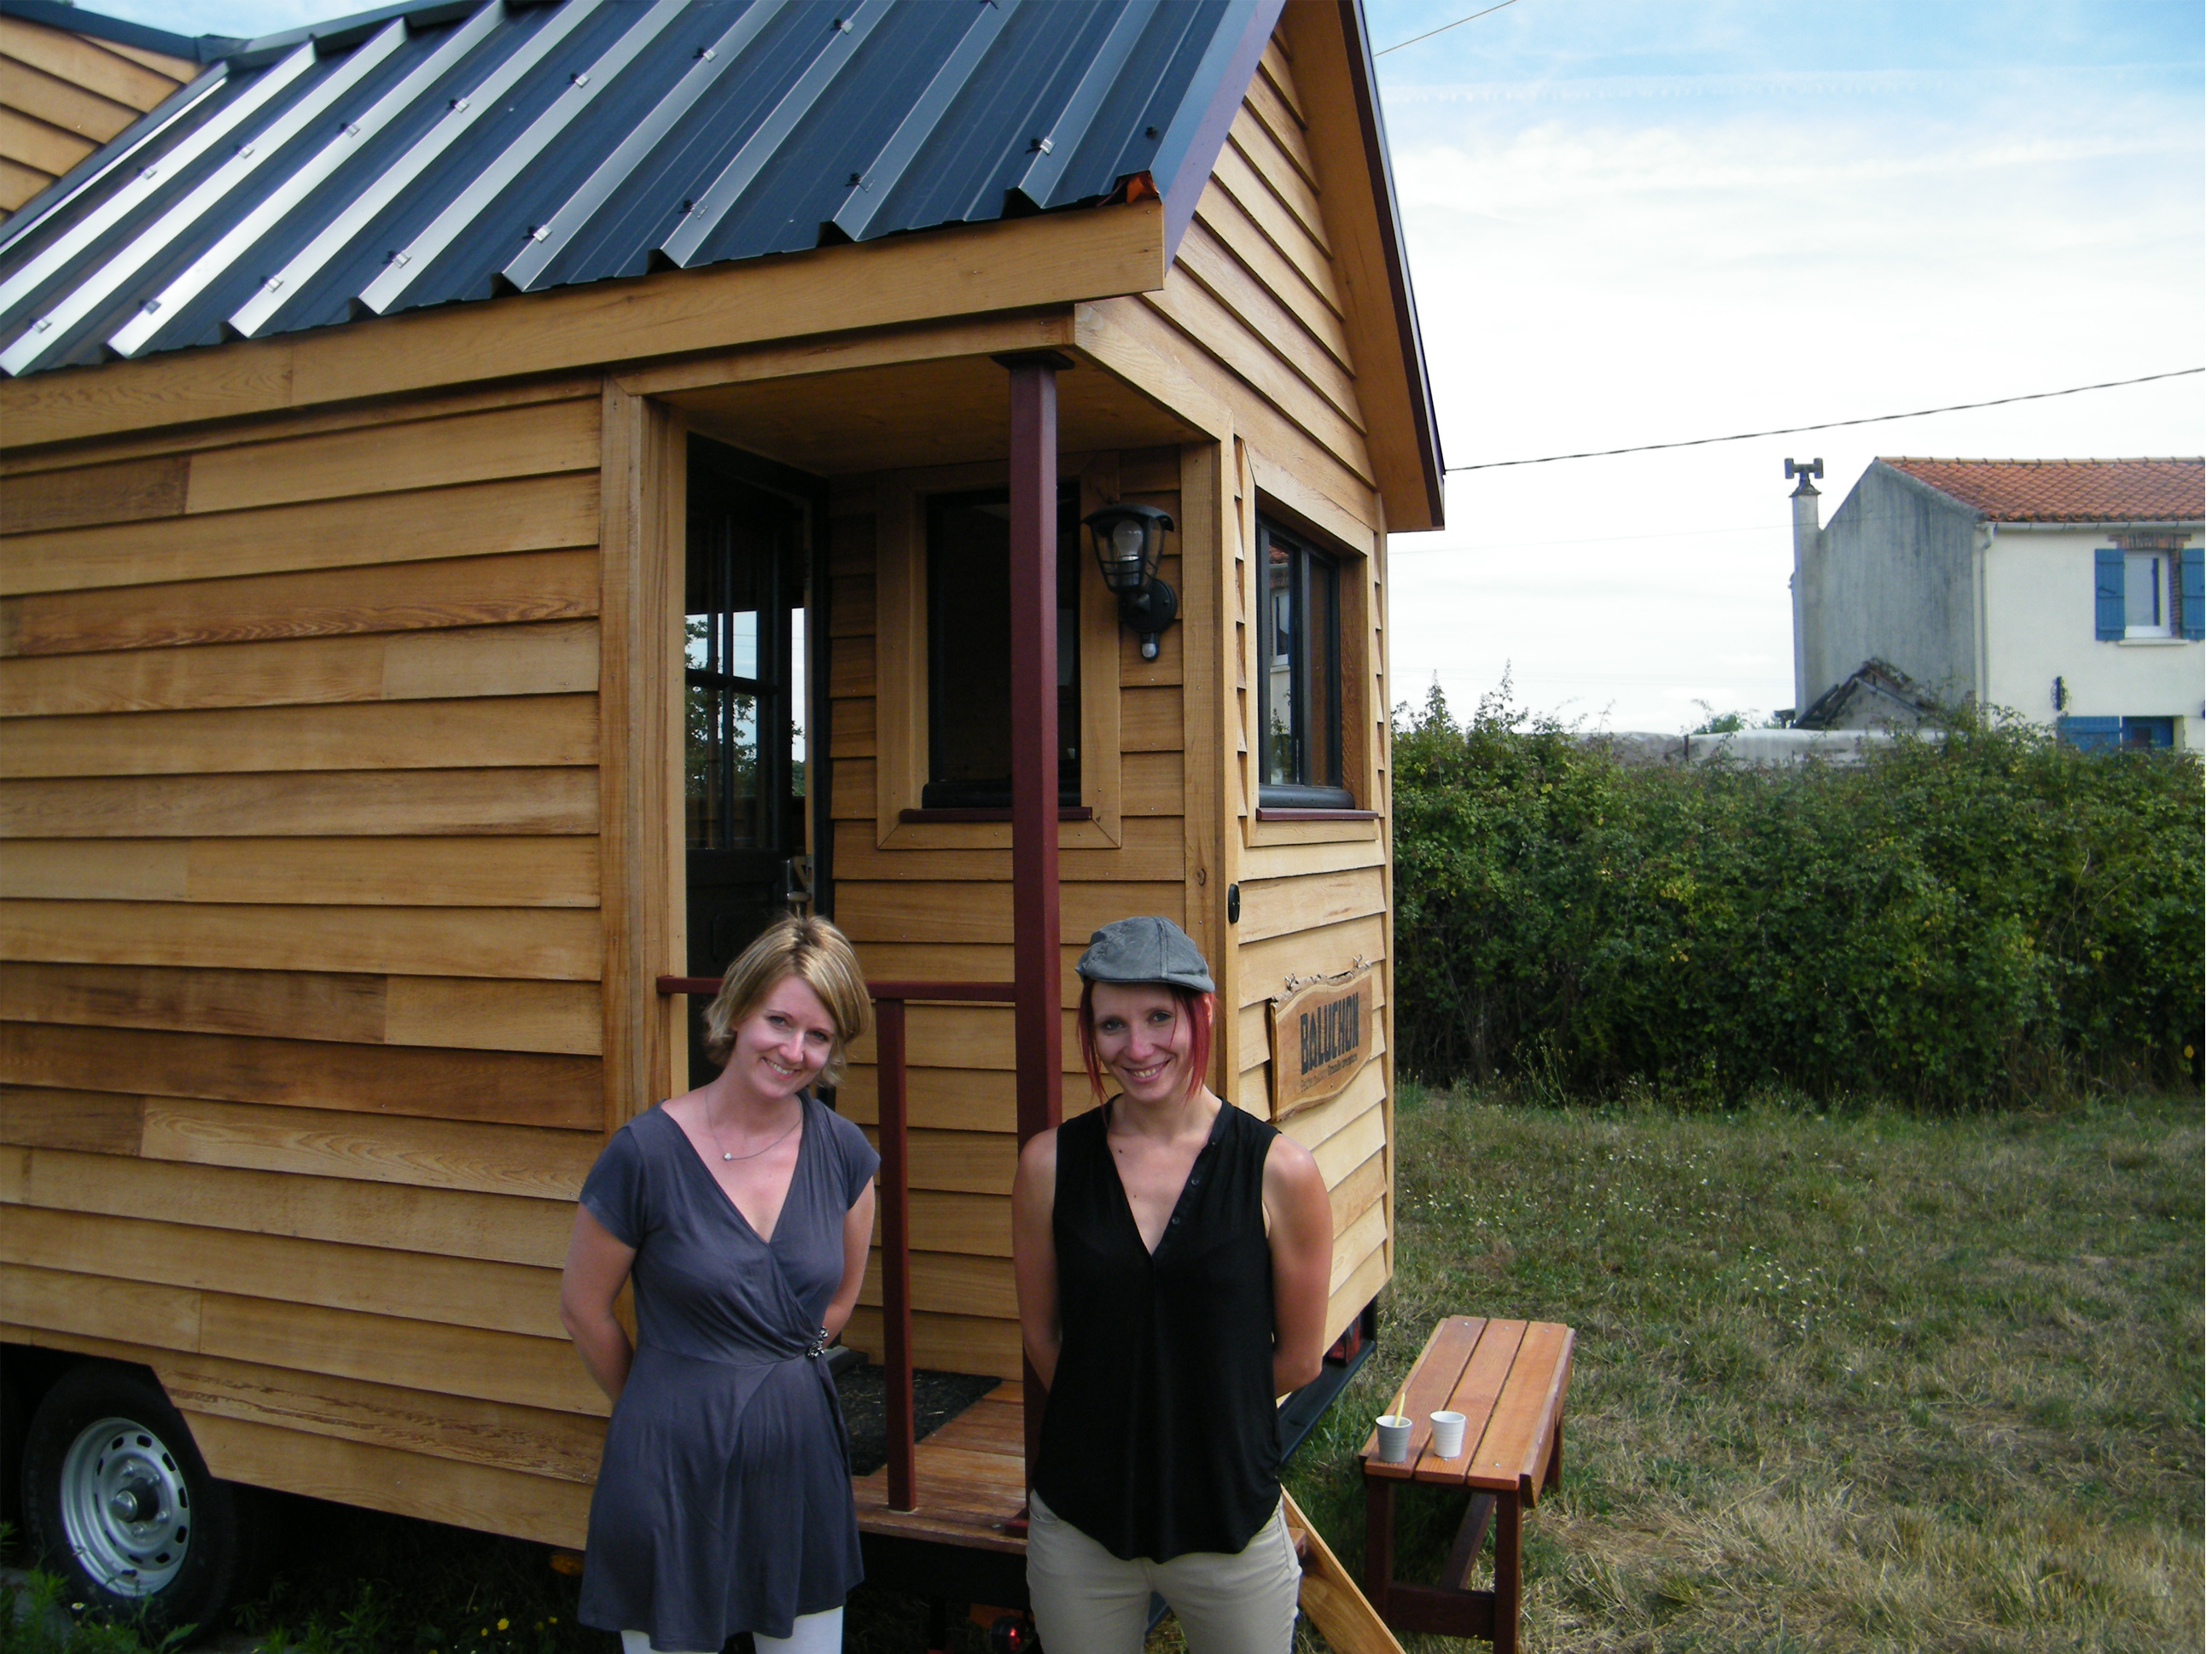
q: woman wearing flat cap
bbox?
[1013,915,1334,1653]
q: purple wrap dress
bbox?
[576,1097,878,1651]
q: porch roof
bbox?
[0,0,1269,378]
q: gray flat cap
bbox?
[1075,915,1215,993]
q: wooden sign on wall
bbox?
[1267,966,1375,1120]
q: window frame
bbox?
[870,457,1125,851]
[1247,477,1380,840]
[1255,513,1359,814]
[2122,550,2171,638]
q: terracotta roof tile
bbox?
[1877,457,2205,523]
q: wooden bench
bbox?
[1357,1317,1575,1653]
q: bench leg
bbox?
[1440,1492,1494,1593]
[1493,1495,1522,1654]
[1363,1476,1396,1622]
[1545,1417,1564,1494]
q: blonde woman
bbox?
[561,915,876,1654]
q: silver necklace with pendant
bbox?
[707,1109,800,1163]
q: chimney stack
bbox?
[1785,457,1822,720]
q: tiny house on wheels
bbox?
[0,0,1443,1629]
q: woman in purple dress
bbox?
[560,915,878,1654]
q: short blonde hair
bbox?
[701,914,873,1087]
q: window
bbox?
[921,486,1081,810]
[1258,516,1353,809]
[2098,543,2206,641]
[2124,552,2168,637]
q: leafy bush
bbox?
[1392,683,2204,1106]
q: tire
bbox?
[20,1362,258,1636]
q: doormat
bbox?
[836,1362,1004,1478]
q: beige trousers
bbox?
[1025,1489,1301,1654]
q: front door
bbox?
[684,436,815,1086]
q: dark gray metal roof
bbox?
[0,0,1265,377]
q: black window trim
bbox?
[1257,514,1356,812]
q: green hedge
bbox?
[1391,684,2204,1106]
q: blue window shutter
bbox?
[2058,715,2122,751]
[2181,545,2204,640]
[2093,547,2125,638]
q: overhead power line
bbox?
[1376,0,1524,56]
[1444,368,2208,473]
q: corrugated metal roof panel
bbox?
[0,0,1253,376]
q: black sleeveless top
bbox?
[1033,1098,1283,1561]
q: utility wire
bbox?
[1445,368,2206,473]
[1376,0,1523,56]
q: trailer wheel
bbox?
[20,1363,257,1634]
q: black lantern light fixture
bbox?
[1083,500,1178,660]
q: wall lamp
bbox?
[1083,501,1178,660]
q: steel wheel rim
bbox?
[58,1414,193,1596]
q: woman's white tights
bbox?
[620,1608,842,1654]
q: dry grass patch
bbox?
[1271,1084,2203,1654]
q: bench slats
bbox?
[1359,1313,1484,1478]
[1471,1322,1574,1500]
[1416,1318,1524,1482]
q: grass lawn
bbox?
[4,1087,2198,1653]
[1278,1083,2203,1654]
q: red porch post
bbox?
[998,350,1069,1482]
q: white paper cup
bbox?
[1374,1413,1413,1463]
[1429,1409,1468,1459]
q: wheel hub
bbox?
[59,1417,192,1596]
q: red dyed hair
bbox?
[1076,979,1214,1104]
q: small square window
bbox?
[1258,517,1353,809]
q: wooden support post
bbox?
[876,996,917,1512]
[998,350,1069,1482]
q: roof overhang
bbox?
[0,199,1167,452]
[1278,0,1443,532]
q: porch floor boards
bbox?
[852,1381,1029,1556]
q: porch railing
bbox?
[655,975,1017,1514]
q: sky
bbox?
[73,0,2209,733]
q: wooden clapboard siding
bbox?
[0,13,192,224]
[844,1306,1022,1383]
[2,1146,575,1267]
[0,1208,565,1340]
[158,1352,606,1483]
[0,1261,602,1416]
[0,963,600,1054]
[0,900,602,980]
[859,1249,1016,1321]
[0,1022,602,1130]
[0,378,623,1541]
[0,547,599,656]
[137,1098,597,1200]
[0,695,597,777]
[0,620,600,716]
[0,770,599,838]
[0,1086,594,1200]
[186,1410,594,1548]
[0,475,598,597]
[1236,865,1388,944]
[0,838,598,907]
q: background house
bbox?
[1790,457,2206,749]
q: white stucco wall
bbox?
[1981,524,2207,748]
[1800,466,1980,706]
